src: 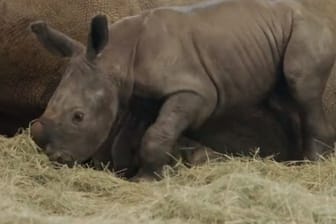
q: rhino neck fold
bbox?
[89,109,129,171]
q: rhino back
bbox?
[134,0,293,110]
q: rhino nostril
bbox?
[30,119,49,148]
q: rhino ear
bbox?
[30,21,84,58]
[86,14,109,60]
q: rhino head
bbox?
[29,15,122,165]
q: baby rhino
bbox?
[30,0,336,179]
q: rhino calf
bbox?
[30,0,336,179]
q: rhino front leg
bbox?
[136,92,215,180]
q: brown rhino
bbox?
[29,0,336,179]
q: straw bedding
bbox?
[0,131,336,224]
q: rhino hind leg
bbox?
[283,15,336,160]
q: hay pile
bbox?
[0,132,336,224]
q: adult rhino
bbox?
[29,0,336,179]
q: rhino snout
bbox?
[30,119,51,149]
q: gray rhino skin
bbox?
[29,0,336,179]
[0,0,301,165]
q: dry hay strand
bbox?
[0,131,336,224]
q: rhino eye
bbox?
[72,111,85,124]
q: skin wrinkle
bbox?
[190,34,220,112]
[191,27,234,110]
[236,32,260,96]
[264,8,283,55]
[259,21,278,69]
[222,25,261,106]
[253,33,277,96]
